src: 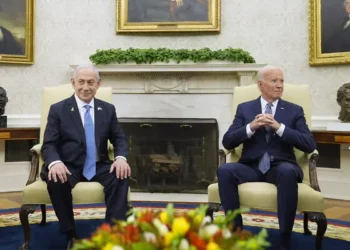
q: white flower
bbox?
[126,214,135,223]
[200,215,212,226]
[112,246,124,250]
[144,232,157,244]
[222,228,232,239]
[153,218,169,236]
[199,224,219,239]
[179,238,190,250]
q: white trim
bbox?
[70,63,267,73]
[5,114,339,130]
[7,114,40,128]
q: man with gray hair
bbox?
[217,66,316,250]
[40,64,130,249]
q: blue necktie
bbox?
[258,103,273,174]
[83,105,96,180]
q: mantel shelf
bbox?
[69,63,266,73]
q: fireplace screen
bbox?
[118,118,219,193]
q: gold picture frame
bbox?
[0,0,34,65]
[116,0,220,33]
[309,0,350,65]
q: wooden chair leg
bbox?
[19,204,37,250]
[40,204,46,225]
[308,212,328,250]
[206,202,221,220]
[303,212,312,235]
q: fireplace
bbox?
[119,118,219,193]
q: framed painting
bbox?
[309,0,350,65]
[0,0,34,65]
[116,0,220,33]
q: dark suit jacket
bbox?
[0,26,24,55]
[323,17,350,53]
[222,97,317,165]
[40,95,128,180]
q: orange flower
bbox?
[125,225,140,243]
[187,231,207,250]
[99,223,112,233]
[139,210,154,223]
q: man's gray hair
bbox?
[256,65,283,81]
[72,64,101,80]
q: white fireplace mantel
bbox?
[69,63,266,94]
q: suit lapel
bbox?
[252,97,262,117]
[274,98,286,123]
[67,95,86,144]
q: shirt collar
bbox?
[260,96,279,110]
[74,94,94,110]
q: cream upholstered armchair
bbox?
[19,84,131,250]
[207,84,327,250]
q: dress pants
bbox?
[46,161,129,233]
[217,161,303,234]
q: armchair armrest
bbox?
[26,144,42,186]
[308,150,321,192]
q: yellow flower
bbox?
[188,210,195,217]
[206,242,220,250]
[102,243,114,250]
[92,234,103,243]
[172,217,190,235]
[159,211,169,224]
[164,232,175,246]
[193,214,204,227]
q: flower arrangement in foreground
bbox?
[72,204,270,250]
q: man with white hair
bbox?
[217,66,316,250]
[40,64,130,249]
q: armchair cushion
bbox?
[23,180,105,204]
[208,182,324,213]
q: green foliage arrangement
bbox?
[89,48,255,65]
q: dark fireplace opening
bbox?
[119,118,219,193]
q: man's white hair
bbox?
[72,64,100,80]
[256,65,283,81]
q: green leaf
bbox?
[132,242,158,250]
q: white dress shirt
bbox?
[48,94,126,169]
[246,96,285,138]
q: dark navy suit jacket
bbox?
[40,95,128,180]
[222,97,316,165]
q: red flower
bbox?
[187,231,207,250]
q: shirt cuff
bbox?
[115,156,127,162]
[246,124,255,138]
[48,160,62,170]
[276,123,285,136]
